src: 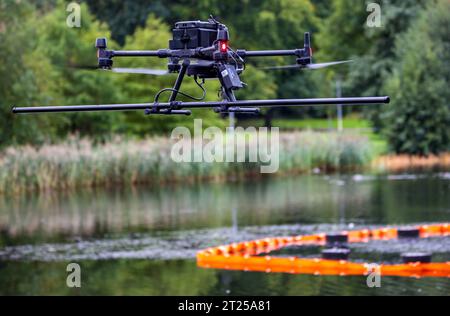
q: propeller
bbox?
[67,64,169,76]
[261,60,353,71]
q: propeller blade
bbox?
[260,60,353,71]
[67,65,169,76]
[306,60,353,69]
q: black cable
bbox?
[229,49,245,74]
[153,77,206,104]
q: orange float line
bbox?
[197,223,450,278]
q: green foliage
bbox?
[33,1,124,139]
[0,0,124,145]
[86,0,171,45]
[383,0,450,155]
[316,0,368,61]
[317,0,428,128]
[0,0,59,145]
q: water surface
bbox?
[0,172,449,295]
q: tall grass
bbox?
[0,132,374,194]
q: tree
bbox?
[86,0,171,46]
[317,0,428,129]
[383,0,450,155]
[0,0,60,146]
[31,1,124,139]
[0,1,126,146]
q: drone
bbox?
[12,16,389,116]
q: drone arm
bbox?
[96,38,172,68]
[236,32,312,65]
[236,49,304,58]
[112,50,170,57]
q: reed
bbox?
[0,132,375,194]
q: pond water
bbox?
[0,172,449,295]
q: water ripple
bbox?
[1,223,449,262]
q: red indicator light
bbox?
[219,40,228,53]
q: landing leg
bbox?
[146,59,191,115]
[215,87,260,124]
[169,59,190,102]
[223,88,237,129]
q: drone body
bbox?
[12,17,389,116]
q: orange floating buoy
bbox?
[322,248,351,261]
[196,223,450,278]
[398,227,420,239]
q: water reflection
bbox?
[0,172,449,295]
[0,259,449,296]
[1,173,448,243]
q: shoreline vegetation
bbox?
[0,132,448,195]
[1,132,373,194]
[374,154,450,172]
